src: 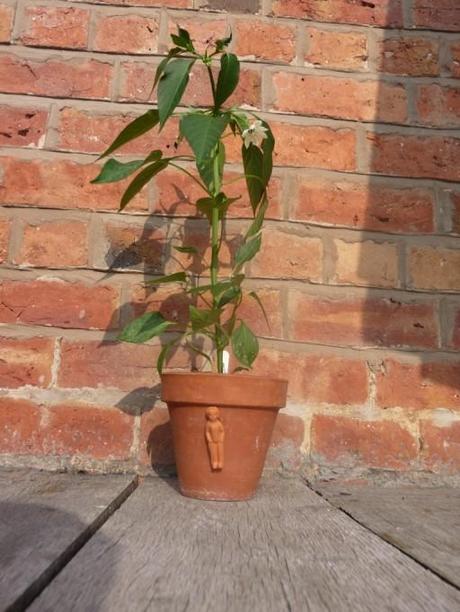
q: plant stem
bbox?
[210,204,223,373]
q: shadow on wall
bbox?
[361,0,460,404]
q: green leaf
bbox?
[91,151,162,184]
[248,290,270,329]
[158,58,195,128]
[189,306,220,331]
[153,47,182,91]
[174,245,199,254]
[98,110,159,159]
[217,286,241,308]
[157,338,180,374]
[145,272,187,286]
[120,160,168,211]
[242,143,265,212]
[180,114,228,166]
[234,234,261,269]
[232,321,259,368]
[119,311,172,344]
[196,197,214,222]
[261,120,274,186]
[215,53,240,109]
[92,159,143,184]
[246,195,268,239]
[215,32,232,53]
[231,111,249,133]
[171,27,194,52]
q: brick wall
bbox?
[1,0,459,480]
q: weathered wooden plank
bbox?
[316,483,460,589]
[32,476,460,612]
[0,469,136,611]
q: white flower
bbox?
[242,120,268,149]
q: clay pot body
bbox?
[161,372,288,501]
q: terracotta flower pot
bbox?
[161,372,288,501]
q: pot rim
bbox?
[161,371,288,385]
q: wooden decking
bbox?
[1,469,459,611]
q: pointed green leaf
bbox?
[153,47,182,91]
[196,197,214,222]
[180,114,228,165]
[232,321,259,368]
[215,31,232,53]
[98,110,159,159]
[242,143,264,212]
[261,120,274,186]
[119,311,172,344]
[174,245,199,254]
[92,159,143,184]
[119,160,168,211]
[246,196,268,239]
[189,306,220,331]
[171,27,194,52]
[215,53,240,109]
[145,272,187,286]
[234,234,261,269]
[217,286,241,308]
[248,290,270,329]
[158,58,194,128]
[157,338,180,374]
[92,151,162,184]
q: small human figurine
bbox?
[205,406,224,470]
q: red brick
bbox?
[289,293,438,349]
[99,222,164,272]
[332,239,399,289]
[0,106,47,148]
[0,4,14,42]
[58,340,159,390]
[0,219,10,263]
[448,305,460,349]
[0,55,113,100]
[408,246,460,291]
[0,398,42,455]
[153,167,282,219]
[167,16,228,55]
[139,406,174,468]
[272,73,407,124]
[273,123,356,171]
[273,0,403,27]
[119,61,261,109]
[377,37,439,77]
[416,85,460,128]
[0,280,119,330]
[0,336,55,388]
[450,43,460,78]
[266,413,305,471]
[451,191,460,234]
[312,414,417,470]
[0,157,148,212]
[56,107,184,156]
[16,220,88,268]
[368,132,460,182]
[20,6,89,49]
[420,420,460,472]
[306,28,368,71]
[413,1,460,32]
[293,179,434,233]
[251,229,322,280]
[94,14,159,54]
[252,348,368,405]
[234,19,296,63]
[377,359,460,411]
[43,403,133,460]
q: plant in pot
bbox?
[92,27,288,501]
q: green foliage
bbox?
[158,58,195,128]
[119,312,172,344]
[98,110,160,159]
[91,26,275,374]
